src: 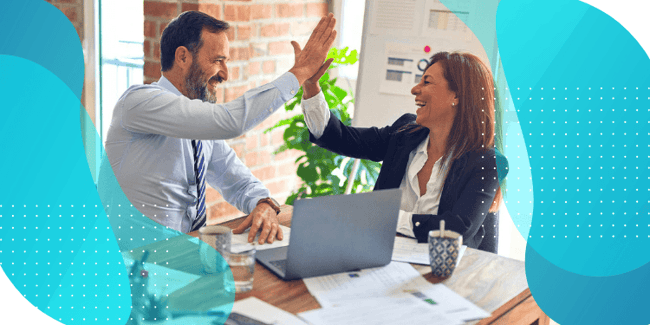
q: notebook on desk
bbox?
[256,188,402,280]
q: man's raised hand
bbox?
[289,13,337,86]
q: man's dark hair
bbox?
[160,11,229,71]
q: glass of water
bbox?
[198,225,231,275]
[227,245,256,293]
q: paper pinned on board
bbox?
[368,0,419,36]
[379,42,429,96]
[420,0,474,38]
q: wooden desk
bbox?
[156,206,549,325]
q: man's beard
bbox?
[184,60,222,104]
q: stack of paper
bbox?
[230,225,291,253]
[392,236,467,266]
[300,262,489,325]
[299,297,457,325]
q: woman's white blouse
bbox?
[396,135,449,238]
[302,91,449,238]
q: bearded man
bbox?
[105,11,336,243]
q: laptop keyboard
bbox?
[269,259,287,273]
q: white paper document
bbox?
[392,236,430,264]
[232,297,307,325]
[303,262,489,322]
[420,283,491,322]
[230,225,291,253]
[392,236,467,266]
[303,262,420,308]
[299,297,459,325]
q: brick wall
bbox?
[144,0,330,224]
[45,0,84,41]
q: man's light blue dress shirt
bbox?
[105,72,299,233]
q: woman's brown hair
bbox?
[404,51,503,212]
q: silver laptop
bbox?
[256,188,402,280]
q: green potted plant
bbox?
[265,47,381,205]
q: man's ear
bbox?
[174,46,192,71]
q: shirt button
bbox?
[415,222,420,227]
[290,90,296,95]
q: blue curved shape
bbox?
[0,0,84,100]
[0,1,235,322]
[526,244,650,324]
[497,0,650,277]
[0,53,236,324]
[95,142,236,321]
[0,54,131,323]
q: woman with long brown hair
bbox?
[301,51,508,253]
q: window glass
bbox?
[99,0,144,143]
[339,0,366,79]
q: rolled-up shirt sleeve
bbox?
[301,90,330,139]
[396,209,416,238]
[120,72,299,140]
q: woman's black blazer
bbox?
[309,113,509,253]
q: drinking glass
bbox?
[227,245,256,293]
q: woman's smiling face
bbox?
[411,62,458,128]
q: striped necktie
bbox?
[190,139,207,232]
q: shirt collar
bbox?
[407,134,430,196]
[415,135,430,157]
[156,75,183,96]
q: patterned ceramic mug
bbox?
[428,220,463,277]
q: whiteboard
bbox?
[354,0,500,127]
